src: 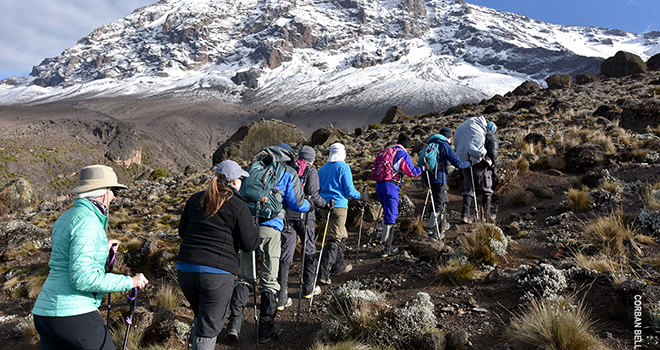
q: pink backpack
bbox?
[295,159,308,189]
[371,147,397,181]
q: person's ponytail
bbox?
[201,174,234,218]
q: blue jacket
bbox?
[33,198,134,317]
[318,161,361,209]
[424,135,471,185]
[261,168,310,231]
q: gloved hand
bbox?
[326,199,335,210]
[360,192,368,202]
[484,157,493,167]
[421,164,427,172]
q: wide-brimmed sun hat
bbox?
[70,165,128,194]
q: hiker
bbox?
[32,165,149,350]
[374,133,422,257]
[317,142,365,285]
[176,160,260,350]
[277,146,327,310]
[419,127,472,239]
[227,144,310,344]
[454,117,499,223]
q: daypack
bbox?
[240,145,296,220]
[418,137,441,174]
[295,158,308,190]
[371,147,398,181]
[454,115,487,163]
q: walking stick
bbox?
[122,288,138,350]
[355,185,367,266]
[310,200,334,308]
[467,153,480,221]
[419,187,430,224]
[105,242,118,326]
[252,250,259,348]
[296,207,310,326]
[424,162,440,237]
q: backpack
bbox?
[371,147,398,181]
[240,146,295,220]
[418,139,441,174]
[295,159,308,190]
[454,116,487,163]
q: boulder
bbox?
[211,119,306,165]
[620,101,660,133]
[398,194,415,218]
[512,81,540,96]
[407,234,445,261]
[601,51,648,77]
[446,329,470,350]
[381,106,407,124]
[0,220,50,260]
[647,53,660,71]
[522,132,545,145]
[545,74,572,89]
[231,69,261,88]
[575,73,598,85]
[417,332,447,350]
[564,143,606,172]
[511,98,537,111]
[0,178,35,215]
[310,125,344,147]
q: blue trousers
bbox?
[376,181,400,225]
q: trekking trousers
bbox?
[237,225,281,294]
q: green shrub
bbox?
[149,168,168,181]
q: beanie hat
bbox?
[396,133,413,148]
[439,127,452,138]
[298,145,316,162]
[487,121,497,133]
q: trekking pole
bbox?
[355,185,367,266]
[105,242,118,326]
[310,200,334,308]
[296,206,310,326]
[424,169,440,237]
[419,187,430,224]
[467,153,480,221]
[122,287,138,350]
[252,250,259,348]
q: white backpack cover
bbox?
[454,115,487,162]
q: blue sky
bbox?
[0,0,658,81]
[465,0,659,33]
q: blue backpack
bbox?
[419,136,442,175]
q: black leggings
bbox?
[34,311,115,350]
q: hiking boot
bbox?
[225,329,239,342]
[303,285,321,299]
[257,324,281,344]
[461,216,472,224]
[461,195,472,224]
[318,278,332,285]
[276,297,292,311]
[381,247,399,258]
[337,264,352,275]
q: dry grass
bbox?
[458,223,509,266]
[582,212,635,258]
[25,269,49,299]
[110,321,144,350]
[22,318,40,344]
[515,156,530,175]
[435,259,477,285]
[310,340,387,350]
[505,297,605,350]
[151,284,184,311]
[588,133,615,155]
[643,182,660,211]
[566,187,592,212]
[568,252,621,273]
[504,189,534,207]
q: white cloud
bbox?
[0,0,153,79]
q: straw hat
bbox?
[70,165,127,194]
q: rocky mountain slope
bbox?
[1,54,660,349]
[1,0,659,121]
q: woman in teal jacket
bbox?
[33,165,149,349]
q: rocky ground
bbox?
[1,54,660,349]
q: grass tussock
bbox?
[458,223,509,266]
[310,340,387,350]
[566,187,592,212]
[643,181,660,211]
[110,322,144,350]
[568,252,621,274]
[505,297,605,350]
[435,259,477,285]
[151,284,183,311]
[582,212,635,257]
[515,156,530,175]
[26,268,49,299]
[22,317,40,344]
[504,189,534,207]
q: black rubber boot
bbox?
[483,195,493,221]
[302,253,316,295]
[461,195,473,224]
[319,240,339,284]
[226,284,250,341]
[258,291,281,344]
[276,261,290,310]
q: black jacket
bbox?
[177,189,260,275]
[286,163,326,221]
[485,131,499,168]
